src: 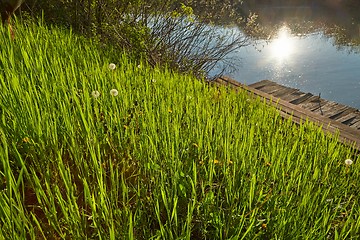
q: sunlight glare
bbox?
[271,26,294,61]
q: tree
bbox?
[22,0,257,78]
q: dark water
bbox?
[216,3,360,109]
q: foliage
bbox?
[1,21,360,239]
[20,0,259,78]
[238,0,360,51]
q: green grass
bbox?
[0,20,359,239]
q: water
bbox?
[216,4,360,109]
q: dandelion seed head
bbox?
[91,90,100,98]
[109,63,116,70]
[345,159,353,166]
[110,89,119,96]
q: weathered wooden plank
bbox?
[280,91,306,102]
[301,97,326,111]
[255,82,296,96]
[342,117,358,126]
[290,93,314,105]
[259,84,285,94]
[329,108,358,120]
[214,77,360,150]
[337,113,360,125]
[250,89,360,148]
[248,80,276,89]
[349,118,360,127]
[273,88,299,98]
[215,77,242,87]
[322,103,348,116]
[300,95,320,104]
[268,86,292,95]
[351,120,360,130]
[312,102,344,116]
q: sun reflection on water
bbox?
[270,26,294,62]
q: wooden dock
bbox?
[214,76,360,150]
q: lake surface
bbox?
[216,4,360,109]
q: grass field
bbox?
[0,21,359,239]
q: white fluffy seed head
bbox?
[345,159,353,166]
[110,89,119,96]
[91,91,100,98]
[109,63,116,70]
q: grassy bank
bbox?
[0,21,359,239]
